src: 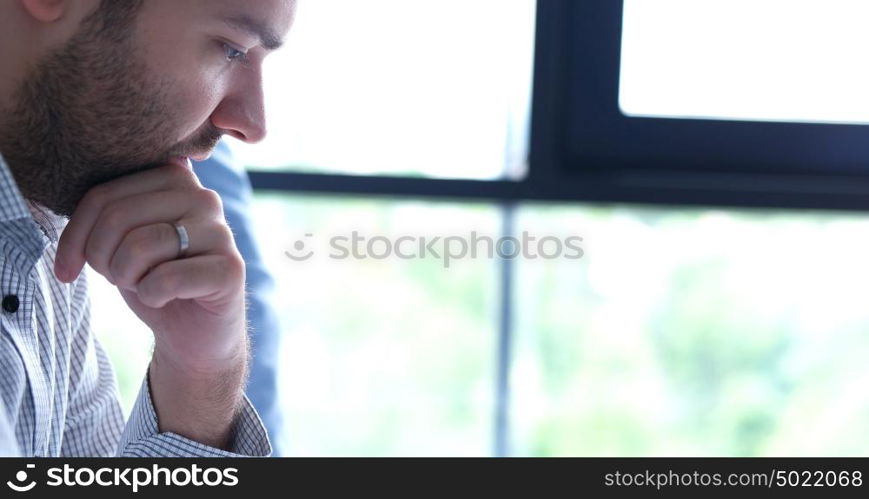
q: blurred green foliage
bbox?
[95,196,869,456]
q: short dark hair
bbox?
[86,0,145,42]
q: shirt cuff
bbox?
[118,376,272,457]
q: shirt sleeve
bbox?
[60,271,127,457]
[0,398,20,457]
[117,373,272,457]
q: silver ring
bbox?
[173,222,190,258]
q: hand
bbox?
[54,161,248,447]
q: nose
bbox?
[210,69,268,144]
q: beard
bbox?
[0,2,221,218]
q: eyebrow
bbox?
[222,15,284,51]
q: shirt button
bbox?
[2,295,19,313]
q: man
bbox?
[0,0,295,456]
[194,142,286,455]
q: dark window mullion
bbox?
[494,202,517,457]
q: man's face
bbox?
[0,0,294,217]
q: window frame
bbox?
[242,0,869,457]
[251,0,869,213]
[530,0,869,212]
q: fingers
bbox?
[108,221,229,290]
[136,254,245,309]
[55,163,202,282]
[82,189,223,280]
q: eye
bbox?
[222,42,248,63]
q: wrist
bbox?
[152,333,248,381]
[147,335,249,448]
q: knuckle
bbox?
[108,231,142,286]
[112,225,166,287]
[83,241,98,264]
[80,185,110,212]
[222,252,246,282]
[84,239,106,270]
[155,222,176,247]
[82,184,111,206]
[100,205,129,231]
[197,188,224,213]
[126,226,158,259]
[214,222,236,248]
[129,225,155,247]
[171,165,200,187]
[111,260,135,288]
[200,222,237,257]
[147,266,178,297]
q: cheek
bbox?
[170,76,226,139]
[134,22,227,139]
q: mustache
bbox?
[87,126,225,188]
[169,126,224,159]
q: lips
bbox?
[190,152,213,162]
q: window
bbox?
[93,200,869,456]
[250,194,500,455]
[620,0,869,124]
[91,0,869,456]
[230,0,537,181]
[511,204,869,456]
[532,0,869,211]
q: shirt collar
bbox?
[26,200,65,244]
[0,153,37,224]
[0,153,66,271]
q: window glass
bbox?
[620,0,869,124]
[250,193,501,455]
[230,0,537,180]
[512,204,869,456]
